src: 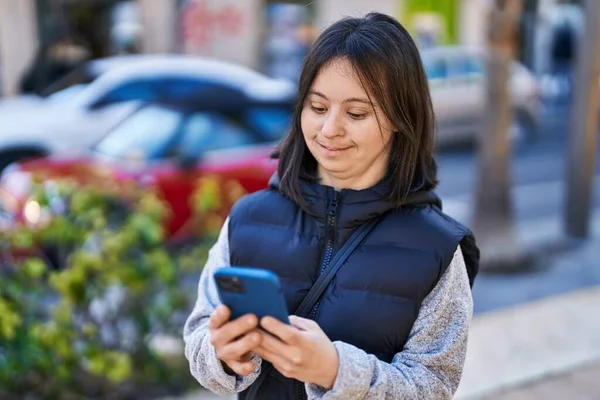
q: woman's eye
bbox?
[311,106,326,114]
[348,112,366,119]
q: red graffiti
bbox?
[181,0,244,50]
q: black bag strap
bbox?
[294,216,381,317]
[240,217,381,399]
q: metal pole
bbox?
[564,0,600,238]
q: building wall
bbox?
[174,0,264,69]
[316,0,398,31]
[316,0,488,49]
[137,0,265,68]
[0,0,38,97]
[138,0,177,54]
[459,0,490,48]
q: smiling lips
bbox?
[318,142,351,155]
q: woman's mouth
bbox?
[318,143,350,155]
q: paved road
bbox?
[486,362,600,400]
[436,138,600,194]
[436,139,600,223]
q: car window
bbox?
[423,56,448,81]
[94,81,158,105]
[91,78,230,108]
[466,56,485,75]
[161,78,214,100]
[94,105,183,160]
[448,55,485,78]
[180,113,256,155]
[244,107,293,140]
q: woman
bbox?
[184,12,479,400]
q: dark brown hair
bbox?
[275,12,438,208]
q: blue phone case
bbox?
[214,267,290,324]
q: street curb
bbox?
[455,286,600,399]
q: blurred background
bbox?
[0,0,598,399]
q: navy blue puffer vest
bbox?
[228,175,479,400]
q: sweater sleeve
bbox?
[305,246,473,399]
[183,217,262,395]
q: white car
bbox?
[421,46,540,148]
[0,55,296,172]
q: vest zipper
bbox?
[309,193,339,320]
[295,192,339,400]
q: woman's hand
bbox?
[208,305,261,376]
[255,315,339,389]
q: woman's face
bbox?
[301,57,394,190]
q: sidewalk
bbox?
[180,362,600,400]
[455,285,600,399]
[485,362,600,400]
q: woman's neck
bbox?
[317,164,386,191]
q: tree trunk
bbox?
[473,0,529,271]
[564,0,600,238]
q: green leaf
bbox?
[0,299,22,340]
[106,352,132,383]
[10,229,34,249]
[21,258,47,280]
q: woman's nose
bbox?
[321,113,343,138]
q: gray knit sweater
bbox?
[183,218,473,399]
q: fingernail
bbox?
[247,316,255,326]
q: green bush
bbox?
[0,174,244,399]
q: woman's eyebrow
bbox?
[343,96,372,105]
[307,89,328,100]
[308,89,373,105]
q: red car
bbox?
[0,100,288,244]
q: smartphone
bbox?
[214,267,290,324]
